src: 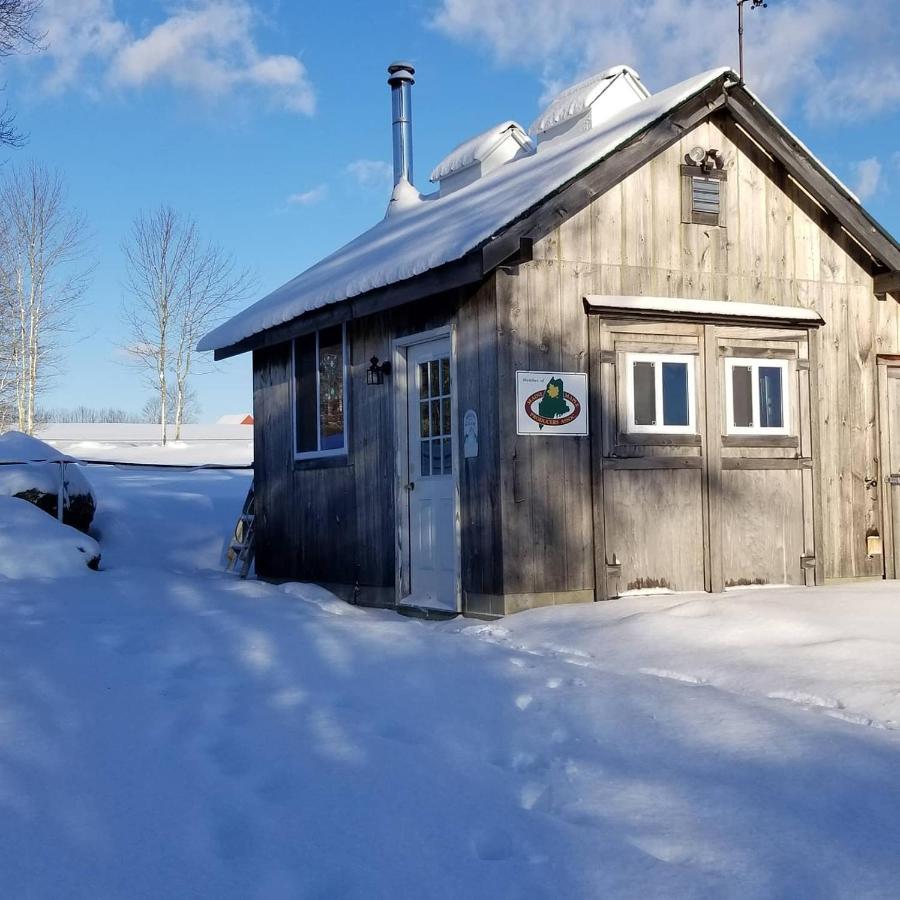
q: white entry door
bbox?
[404,337,458,611]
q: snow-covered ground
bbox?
[35,424,254,467]
[2,466,900,898]
[45,439,252,467]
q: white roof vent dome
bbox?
[530,65,650,145]
[430,120,535,196]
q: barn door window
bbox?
[625,353,696,434]
[292,324,348,458]
[725,358,790,435]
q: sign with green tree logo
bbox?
[516,371,589,435]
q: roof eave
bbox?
[724,84,900,273]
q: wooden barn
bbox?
[200,62,900,617]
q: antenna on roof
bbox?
[737,0,768,84]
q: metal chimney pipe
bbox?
[387,61,415,187]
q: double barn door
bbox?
[593,319,819,597]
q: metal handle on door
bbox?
[405,482,415,491]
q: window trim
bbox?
[291,323,349,461]
[624,352,697,435]
[724,357,791,436]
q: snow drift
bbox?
[0,495,100,577]
[0,430,96,531]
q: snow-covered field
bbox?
[32,426,254,467]
[45,438,253,467]
[2,466,900,898]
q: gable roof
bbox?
[199,68,731,355]
[200,67,900,359]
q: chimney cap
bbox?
[387,60,415,83]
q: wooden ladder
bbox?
[226,481,256,578]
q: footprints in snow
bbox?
[766,690,893,730]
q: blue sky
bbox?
[6,0,899,421]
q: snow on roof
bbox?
[429,121,534,182]
[530,65,649,136]
[199,68,732,354]
[584,295,825,325]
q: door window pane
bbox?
[429,360,439,397]
[294,333,318,454]
[318,325,345,450]
[633,361,656,426]
[443,437,452,474]
[758,366,783,428]
[430,399,441,437]
[431,438,442,474]
[662,362,689,426]
[732,365,754,428]
[417,353,453,477]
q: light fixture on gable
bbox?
[687,146,706,165]
[685,147,725,173]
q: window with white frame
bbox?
[292,324,348,458]
[625,353,696,434]
[724,357,790,435]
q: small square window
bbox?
[725,358,790,435]
[625,353,696,434]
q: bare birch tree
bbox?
[0,162,90,434]
[122,206,250,443]
[0,279,16,428]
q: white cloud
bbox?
[33,0,315,114]
[430,0,900,124]
[37,0,127,95]
[287,185,327,206]
[852,158,883,201]
[346,159,392,188]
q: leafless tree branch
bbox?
[0,161,91,433]
[121,206,251,442]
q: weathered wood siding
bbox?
[252,281,503,604]
[516,110,899,581]
[495,262,594,610]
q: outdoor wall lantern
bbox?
[367,356,391,385]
